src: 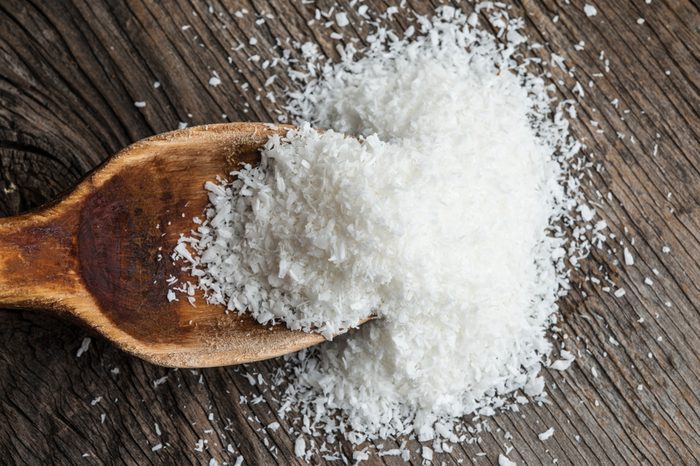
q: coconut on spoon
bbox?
[0,123,329,368]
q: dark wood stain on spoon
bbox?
[78,169,184,343]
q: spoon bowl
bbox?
[0,123,325,367]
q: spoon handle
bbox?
[0,208,78,310]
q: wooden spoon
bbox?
[0,122,326,368]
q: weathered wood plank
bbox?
[0,0,698,465]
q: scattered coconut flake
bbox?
[335,12,349,27]
[267,422,280,431]
[538,427,555,441]
[76,337,91,358]
[153,375,169,387]
[584,4,598,17]
[194,439,205,452]
[353,450,370,462]
[550,350,575,371]
[209,73,222,86]
[294,437,306,458]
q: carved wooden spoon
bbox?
[0,123,326,368]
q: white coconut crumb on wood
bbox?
[584,4,598,17]
[353,450,370,462]
[134,101,146,108]
[153,375,169,387]
[538,427,555,441]
[194,439,205,452]
[209,73,222,86]
[76,337,91,357]
[550,350,575,370]
[335,12,349,27]
[623,247,634,265]
[267,422,280,431]
[499,454,517,466]
[294,437,305,458]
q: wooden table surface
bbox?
[1,1,698,465]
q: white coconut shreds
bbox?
[172,4,603,460]
[178,128,421,338]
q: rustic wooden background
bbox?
[1,0,698,464]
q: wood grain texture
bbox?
[0,0,698,465]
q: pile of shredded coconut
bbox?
[172,5,601,461]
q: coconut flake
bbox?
[76,337,91,358]
[538,427,555,441]
[584,4,598,17]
